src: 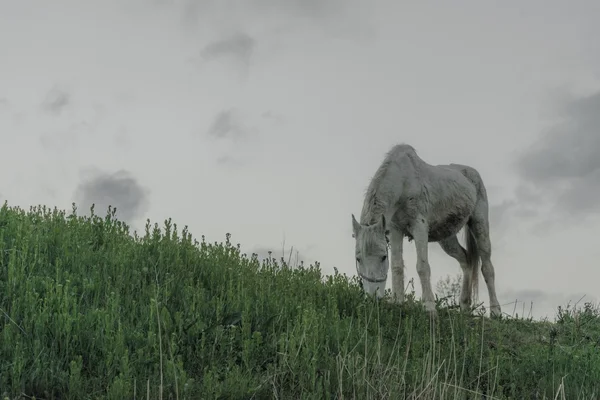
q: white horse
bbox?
[351,144,501,318]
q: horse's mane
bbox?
[360,144,419,225]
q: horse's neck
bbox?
[361,157,423,224]
[360,186,400,225]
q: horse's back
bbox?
[446,163,488,201]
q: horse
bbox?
[351,144,501,318]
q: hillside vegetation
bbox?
[1,202,599,399]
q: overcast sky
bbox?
[2,0,599,320]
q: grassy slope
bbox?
[0,202,599,400]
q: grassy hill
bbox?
[0,202,599,399]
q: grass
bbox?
[0,201,599,399]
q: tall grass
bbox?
[0,201,599,399]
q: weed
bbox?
[0,201,599,399]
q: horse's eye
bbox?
[381,255,387,262]
[356,257,361,263]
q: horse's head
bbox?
[351,213,390,298]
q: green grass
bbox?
[0,201,599,399]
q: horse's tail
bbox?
[464,223,480,306]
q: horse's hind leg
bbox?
[468,210,502,318]
[438,235,473,312]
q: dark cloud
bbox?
[205,109,259,167]
[74,170,149,222]
[200,32,255,66]
[207,108,252,139]
[515,90,600,217]
[41,87,70,115]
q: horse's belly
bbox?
[427,210,471,242]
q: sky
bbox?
[1,0,600,321]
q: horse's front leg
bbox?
[389,228,405,303]
[411,217,437,315]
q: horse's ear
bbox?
[351,214,361,237]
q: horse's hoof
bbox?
[490,306,502,319]
[391,294,405,304]
[424,301,437,317]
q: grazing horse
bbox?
[351,144,501,318]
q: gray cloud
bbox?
[0,98,26,125]
[179,0,361,28]
[0,98,9,112]
[500,288,596,321]
[489,200,516,230]
[177,0,373,48]
[180,0,203,31]
[503,288,554,303]
[247,0,346,19]
[182,0,373,77]
[41,86,70,115]
[40,121,94,151]
[490,197,537,224]
[74,170,149,223]
[515,90,600,217]
[113,126,132,150]
[262,110,286,126]
[216,155,244,168]
[200,32,255,66]
[207,108,253,140]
